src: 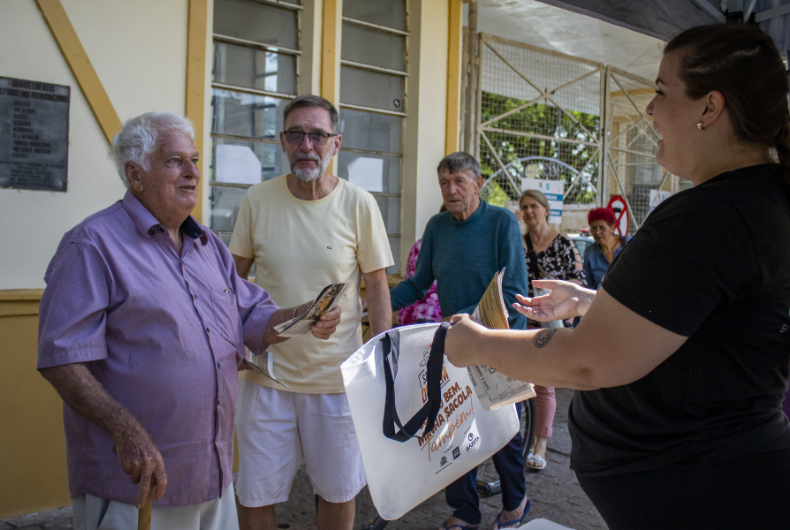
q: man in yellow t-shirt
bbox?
[229,95,393,530]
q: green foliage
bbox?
[480,92,600,203]
[480,179,510,208]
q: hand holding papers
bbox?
[274,283,351,337]
[466,268,536,410]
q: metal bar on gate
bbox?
[610,162,662,168]
[480,33,604,69]
[598,67,607,206]
[564,147,600,197]
[550,68,600,97]
[609,118,659,150]
[482,127,599,147]
[626,126,659,150]
[609,74,646,122]
[609,146,657,158]
[481,131,522,197]
[480,93,546,127]
[607,152,639,229]
[545,95,596,139]
[608,120,641,145]
[483,41,546,98]
[655,167,670,193]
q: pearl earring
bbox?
[696,122,704,130]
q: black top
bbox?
[524,234,586,298]
[524,234,586,328]
[569,164,790,477]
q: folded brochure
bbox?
[273,282,351,337]
[467,268,536,410]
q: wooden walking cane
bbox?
[138,476,156,530]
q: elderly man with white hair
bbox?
[37,111,341,530]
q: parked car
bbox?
[568,233,594,258]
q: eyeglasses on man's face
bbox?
[283,130,339,147]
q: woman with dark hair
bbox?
[444,23,790,529]
[583,207,631,289]
[516,189,585,470]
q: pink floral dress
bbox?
[396,239,442,325]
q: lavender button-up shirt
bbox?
[38,192,279,507]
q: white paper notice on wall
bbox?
[348,157,384,192]
[216,144,261,185]
[649,189,671,214]
[522,178,564,224]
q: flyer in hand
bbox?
[467,268,536,410]
[243,350,289,387]
[273,282,351,337]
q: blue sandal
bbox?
[495,499,531,529]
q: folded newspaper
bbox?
[273,282,351,337]
[467,268,536,410]
[243,349,289,387]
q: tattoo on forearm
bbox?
[534,329,557,348]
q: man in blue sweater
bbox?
[390,152,530,530]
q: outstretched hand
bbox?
[513,279,596,322]
[311,306,342,340]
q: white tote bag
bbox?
[341,323,520,520]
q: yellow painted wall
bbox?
[0,292,70,519]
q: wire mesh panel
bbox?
[603,66,674,233]
[476,34,604,209]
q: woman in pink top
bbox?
[396,238,442,325]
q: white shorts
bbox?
[235,380,367,507]
[72,483,237,530]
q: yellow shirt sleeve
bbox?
[228,191,254,259]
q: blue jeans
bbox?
[444,402,526,525]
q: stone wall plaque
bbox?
[0,76,70,192]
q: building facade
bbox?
[0,0,461,517]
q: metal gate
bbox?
[466,33,677,232]
[602,66,676,233]
[473,33,604,214]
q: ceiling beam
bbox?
[744,0,758,21]
[690,0,727,22]
[755,3,790,22]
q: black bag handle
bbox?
[524,234,541,282]
[382,323,450,443]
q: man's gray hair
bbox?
[282,95,339,133]
[112,112,195,188]
[436,152,482,179]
